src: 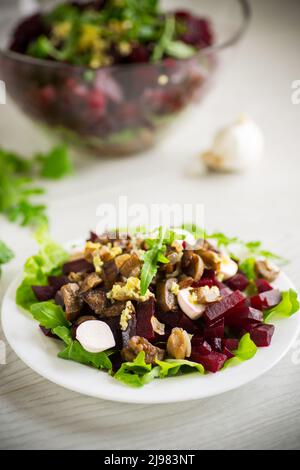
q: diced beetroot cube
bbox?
[177,313,199,334]
[191,337,212,355]
[102,316,123,349]
[226,304,263,327]
[62,258,94,275]
[203,318,224,339]
[255,279,273,293]
[156,309,199,334]
[250,324,275,347]
[203,290,245,325]
[225,272,249,291]
[209,337,223,352]
[136,298,155,340]
[222,347,235,359]
[122,314,137,348]
[190,351,227,373]
[250,289,281,310]
[48,275,69,292]
[32,285,55,301]
[222,338,239,350]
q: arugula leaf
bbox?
[30,301,70,329]
[36,145,73,180]
[239,257,257,281]
[223,333,257,369]
[114,351,152,387]
[0,240,14,278]
[208,232,239,248]
[165,41,196,59]
[16,230,68,311]
[140,226,169,295]
[52,325,72,345]
[152,15,175,61]
[155,359,204,377]
[58,340,112,370]
[264,289,299,323]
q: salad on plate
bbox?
[16,226,299,387]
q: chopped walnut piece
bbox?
[151,316,165,336]
[167,327,191,359]
[192,285,221,304]
[178,276,194,289]
[115,253,131,269]
[255,259,280,282]
[121,336,165,364]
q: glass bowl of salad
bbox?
[0,0,250,156]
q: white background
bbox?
[0,0,300,449]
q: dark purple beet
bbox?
[225,272,249,291]
[222,347,235,359]
[250,289,281,310]
[122,314,137,347]
[136,298,155,340]
[102,316,122,349]
[222,338,239,351]
[226,304,263,327]
[190,351,227,373]
[32,285,55,301]
[255,279,273,293]
[55,290,64,308]
[191,336,212,355]
[203,318,224,339]
[177,313,199,334]
[203,290,245,325]
[88,231,99,242]
[48,275,70,291]
[250,324,275,347]
[209,337,223,352]
[62,258,94,275]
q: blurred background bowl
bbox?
[0,0,250,156]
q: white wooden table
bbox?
[1,0,300,450]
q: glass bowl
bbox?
[0,0,251,156]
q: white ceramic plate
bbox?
[1,271,299,404]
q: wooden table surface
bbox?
[1,0,300,449]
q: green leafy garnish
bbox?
[155,359,205,377]
[165,41,197,59]
[16,229,68,311]
[58,340,112,371]
[52,325,72,345]
[264,289,299,323]
[239,257,257,281]
[152,15,175,61]
[140,226,171,295]
[0,240,14,278]
[223,333,257,369]
[30,301,70,329]
[114,351,153,387]
[0,145,73,227]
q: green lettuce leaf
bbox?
[0,240,14,278]
[239,257,257,281]
[155,359,205,377]
[36,145,73,180]
[16,229,68,311]
[58,340,112,370]
[30,301,69,329]
[264,289,299,323]
[114,351,152,387]
[223,333,257,369]
[52,325,72,345]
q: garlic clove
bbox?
[76,320,115,353]
[177,288,206,320]
[202,115,264,172]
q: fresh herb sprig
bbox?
[0,145,73,228]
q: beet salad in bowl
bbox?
[0,0,250,155]
[14,225,299,388]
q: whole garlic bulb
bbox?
[202,115,264,172]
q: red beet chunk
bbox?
[255,279,273,293]
[192,278,215,288]
[190,351,227,373]
[102,316,123,349]
[209,337,223,352]
[136,298,155,340]
[203,290,245,325]
[250,289,281,310]
[225,272,249,291]
[62,258,94,275]
[226,304,263,327]
[48,275,70,292]
[156,308,198,334]
[222,347,235,359]
[203,318,224,339]
[191,337,212,355]
[32,285,55,301]
[177,313,199,334]
[250,324,275,347]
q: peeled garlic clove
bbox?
[202,115,264,172]
[218,255,238,281]
[76,320,115,353]
[177,288,206,320]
